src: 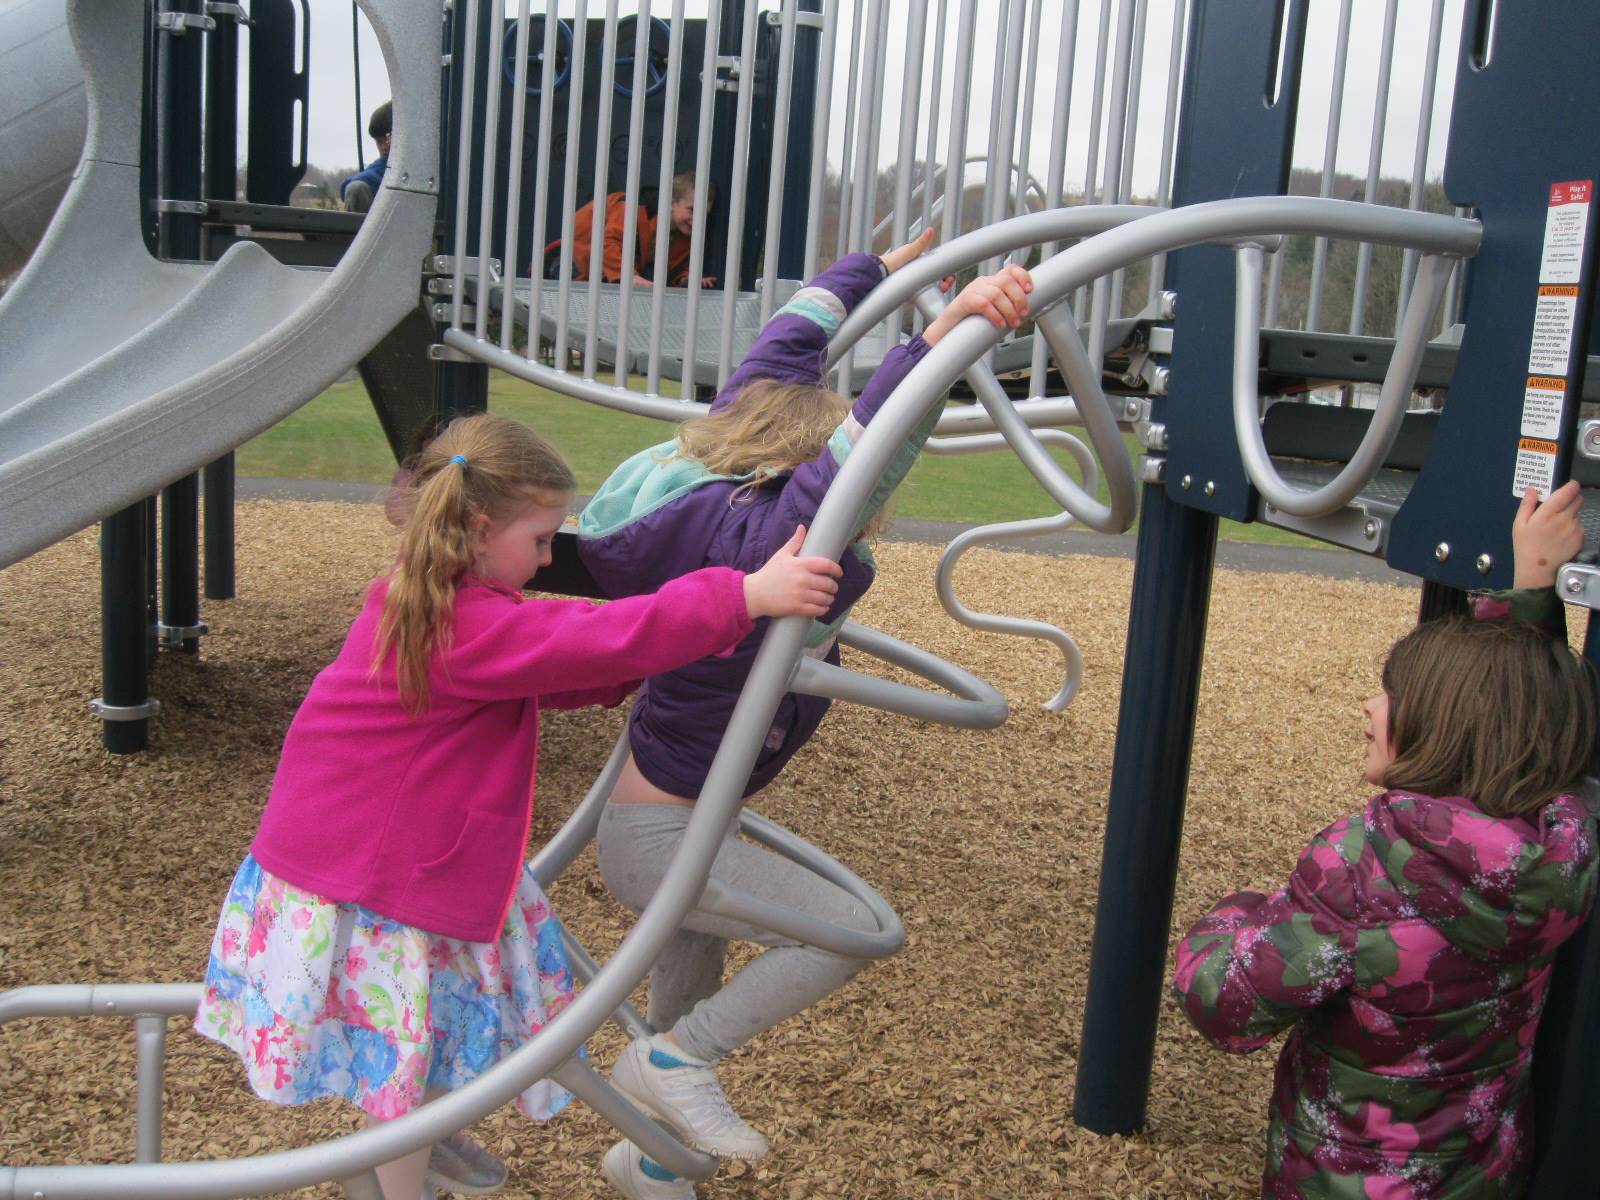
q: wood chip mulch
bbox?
[0,499,1432,1197]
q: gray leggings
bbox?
[595,802,877,1063]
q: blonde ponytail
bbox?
[375,414,576,711]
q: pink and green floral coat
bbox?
[1172,588,1597,1198]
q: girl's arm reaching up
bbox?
[1471,480,1584,633]
[771,265,1035,539]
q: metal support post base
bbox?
[1074,483,1218,1133]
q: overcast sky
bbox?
[299,0,1466,200]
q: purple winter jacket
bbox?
[576,253,939,798]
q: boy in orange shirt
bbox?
[546,170,716,287]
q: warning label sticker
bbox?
[1513,437,1560,499]
[1521,376,1567,439]
[1540,180,1592,284]
[1529,285,1580,375]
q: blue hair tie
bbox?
[450,454,469,469]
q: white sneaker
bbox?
[425,1130,507,1195]
[601,1140,696,1200]
[610,1036,769,1160]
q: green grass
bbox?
[237,374,1323,548]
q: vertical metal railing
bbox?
[646,0,690,395]
[440,0,1469,410]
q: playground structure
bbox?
[0,1,1597,1197]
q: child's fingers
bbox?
[1546,478,1583,515]
[780,525,808,556]
[797,555,844,578]
[1514,486,1540,530]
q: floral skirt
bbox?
[194,855,578,1121]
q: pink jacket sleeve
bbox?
[439,566,753,702]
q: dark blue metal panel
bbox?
[1159,0,1307,523]
[1387,1,1599,589]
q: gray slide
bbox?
[0,0,439,571]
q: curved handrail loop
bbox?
[1232,245,1457,517]
[929,430,1101,711]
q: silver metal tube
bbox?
[801,0,841,278]
[940,0,977,245]
[134,1014,168,1163]
[1147,0,1186,309]
[1030,0,1079,397]
[931,429,1098,711]
[614,3,655,386]
[553,0,591,368]
[448,0,481,332]
[646,0,689,394]
[1441,206,1468,334]
[1348,0,1398,336]
[558,929,653,1042]
[1089,0,1139,365]
[1109,0,1147,320]
[1306,0,1353,332]
[1013,0,1044,225]
[1396,0,1446,333]
[1235,249,1455,517]
[498,0,533,352]
[523,1,562,364]
[472,8,507,342]
[884,0,929,341]
[759,0,802,324]
[839,0,888,388]
[528,730,632,889]
[715,0,761,389]
[583,1,622,378]
[678,0,721,393]
[834,1,865,261]
[920,0,949,245]
[979,0,1016,276]
[1074,0,1113,315]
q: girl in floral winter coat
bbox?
[1173,480,1598,1199]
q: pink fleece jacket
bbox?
[250,568,753,941]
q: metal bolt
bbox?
[1159,290,1178,319]
[399,171,410,184]
[1434,542,1450,562]
[1180,474,1192,490]
[1363,519,1378,540]
[1149,365,1171,396]
[1476,553,1493,575]
[1203,481,1215,496]
[1567,575,1586,596]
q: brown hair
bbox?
[375,413,575,711]
[674,379,847,496]
[1380,615,1596,818]
[672,170,713,207]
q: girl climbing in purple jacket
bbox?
[577,234,1033,1198]
[1173,480,1598,1199]
[193,413,844,1200]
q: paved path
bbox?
[237,477,1415,586]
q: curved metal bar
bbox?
[830,204,1162,359]
[558,926,652,1043]
[790,620,1008,730]
[1233,247,1455,517]
[999,301,1136,532]
[929,430,1097,711]
[528,728,631,889]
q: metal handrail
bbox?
[930,429,1100,712]
[1232,245,1457,517]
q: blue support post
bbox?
[1072,0,1308,1134]
[203,5,240,600]
[1073,487,1217,1132]
[100,504,153,755]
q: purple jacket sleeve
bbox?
[710,253,889,412]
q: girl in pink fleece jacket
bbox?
[193,413,843,1200]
